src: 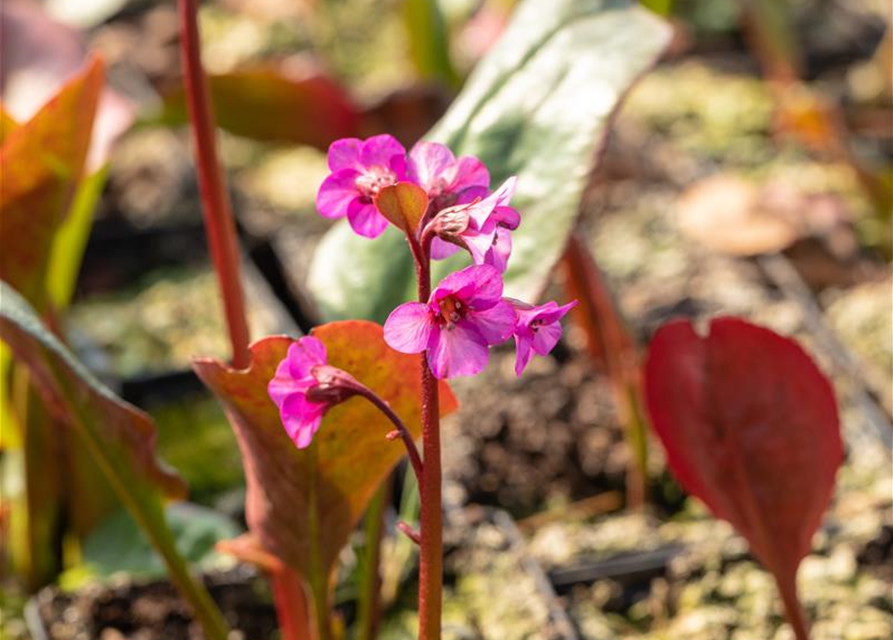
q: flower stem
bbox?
[414,252,442,640]
[178,0,251,369]
[353,385,424,484]
[270,567,312,640]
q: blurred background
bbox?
[1,0,891,638]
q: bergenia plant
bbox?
[264,135,576,637]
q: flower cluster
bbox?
[319,134,576,380]
[270,135,576,448]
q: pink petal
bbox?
[532,321,564,355]
[286,336,327,379]
[469,299,516,345]
[483,227,512,273]
[384,302,434,353]
[513,331,535,376]
[327,138,362,171]
[427,319,490,379]
[347,199,389,238]
[409,141,456,188]
[285,411,323,449]
[317,170,360,219]
[462,228,497,266]
[268,368,313,408]
[536,300,578,325]
[430,236,462,260]
[449,156,490,192]
[491,205,520,230]
[360,134,406,169]
[455,185,489,205]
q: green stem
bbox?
[178,0,251,369]
[357,482,388,640]
[308,444,332,640]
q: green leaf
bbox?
[403,0,459,87]
[308,0,671,322]
[193,322,458,612]
[46,166,108,311]
[0,281,230,640]
[60,503,241,588]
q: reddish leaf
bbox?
[0,0,135,170]
[643,316,843,639]
[0,281,230,639]
[193,321,457,581]
[0,56,102,312]
[374,182,429,237]
[162,62,360,150]
[0,106,18,144]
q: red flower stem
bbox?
[178,0,251,369]
[353,384,424,484]
[414,247,442,640]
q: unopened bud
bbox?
[305,365,362,405]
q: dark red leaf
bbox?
[643,316,843,639]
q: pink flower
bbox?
[408,141,490,212]
[384,264,516,379]
[268,336,361,449]
[509,299,578,376]
[427,177,520,271]
[316,135,408,238]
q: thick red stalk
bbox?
[178,0,251,369]
[271,568,313,640]
[414,251,442,640]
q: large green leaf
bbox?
[0,281,230,640]
[61,503,241,587]
[308,0,671,322]
[193,322,457,619]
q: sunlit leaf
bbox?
[193,322,457,582]
[46,166,108,311]
[375,182,429,237]
[0,1,134,170]
[643,316,843,638]
[160,64,360,150]
[0,57,102,313]
[0,106,18,144]
[308,0,672,322]
[0,281,230,639]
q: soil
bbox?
[30,568,277,640]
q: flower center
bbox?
[355,166,397,203]
[435,295,465,330]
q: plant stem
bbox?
[357,482,388,640]
[353,384,424,484]
[776,571,810,640]
[414,252,442,640]
[271,568,312,640]
[563,233,648,507]
[178,0,251,369]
